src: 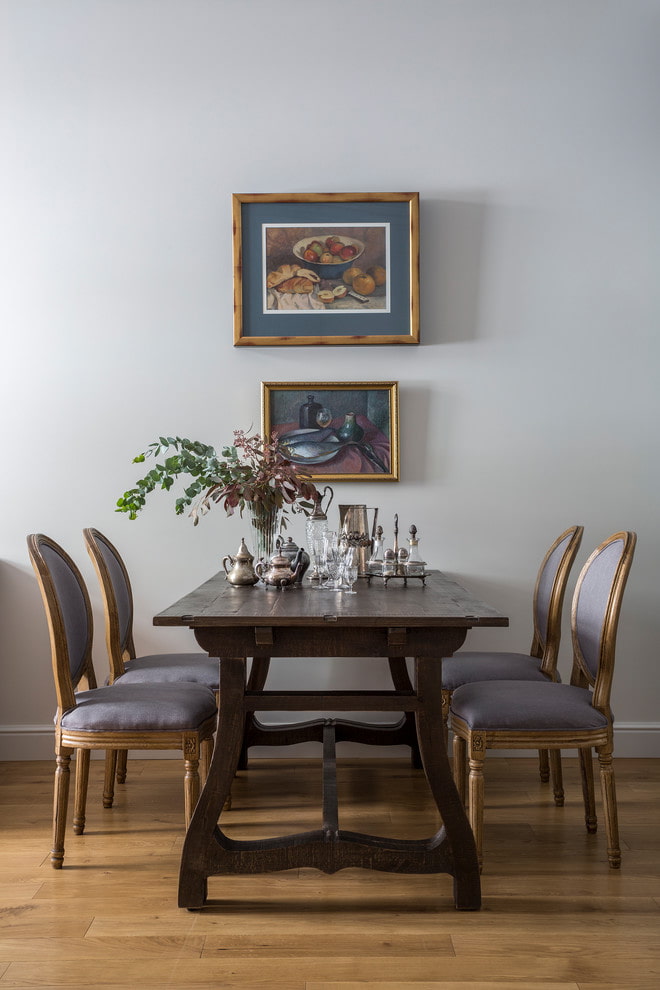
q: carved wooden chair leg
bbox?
[52,750,72,869]
[441,688,451,750]
[579,747,598,833]
[452,732,467,806]
[73,749,90,835]
[103,750,117,809]
[116,749,128,783]
[467,745,486,872]
[549,750,564,806]
[183,737,201,828]
[538,749,550,782]
[597,745,621,868]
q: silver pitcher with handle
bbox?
[338,504,379,577]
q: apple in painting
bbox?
[342,266,363,285]
[340,244,357,260]
[303,248,317,262]
[352,273,376,295]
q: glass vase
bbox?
[249,503,282,565]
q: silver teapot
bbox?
[255,547,304,589]
[222,537,258,586]
[275,535,310,584]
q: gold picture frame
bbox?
[234,193,419,346]
[262,381,399,482]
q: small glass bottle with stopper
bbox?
[405,525,426,576]
[367,524,385,575]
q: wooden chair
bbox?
[83,527,219,783]
[450,531,636,870]
[442,525,583,800]
[27,534,217,868]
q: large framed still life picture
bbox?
[262,381,399,482]
[234,193,419,346]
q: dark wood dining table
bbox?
[154,570,508,911]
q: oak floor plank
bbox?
[4,954,660,984]
[0,935,205,961]
[306,984,581,990]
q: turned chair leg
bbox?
[183,734,201,827]
[549,750,564,806]
[538,749,550,782]
[116,749,128,784]
[579,747,598,833]
[467,750,485,872]
[597,745,621,868]
[103,750,117,808]
[52,751,72,869]
[73,749,90,835]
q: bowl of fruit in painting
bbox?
[292,235,365,279]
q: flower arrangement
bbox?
[116,430,318,541]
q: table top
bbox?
[154,570,508,631]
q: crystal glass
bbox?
[339,545,359,593]
[320,531,342,590]
[306,515,329,583]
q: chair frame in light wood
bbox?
[28,534,216,869]
[83,526,219,785]
[451,531,636,870]
[442,525,584,795]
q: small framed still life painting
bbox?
[262,381,399,482]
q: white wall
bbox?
[2,0,658,758]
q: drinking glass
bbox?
[339,545,359,593]
[320,532,341,590]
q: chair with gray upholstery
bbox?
[442,525,584,800]
[450,531,636,870]
[83,527,220,782]
[28,533,217,868]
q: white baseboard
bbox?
[1,721,660,761]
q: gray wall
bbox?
[2,0,658,758]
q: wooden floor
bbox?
[1,755,659,989]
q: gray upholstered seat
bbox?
[442,652,551,691]
[450,680,609,732]
[118,653,219,690]
[60,681,217,732]
[450,531,636,871]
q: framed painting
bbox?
[234,193,419,346]
[262,381,399,482]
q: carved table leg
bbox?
[388,657,423,768]
[238,657,270,770]
[414,657,481,910]
[179,657,247,908]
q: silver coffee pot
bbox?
[222,537,258,586]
